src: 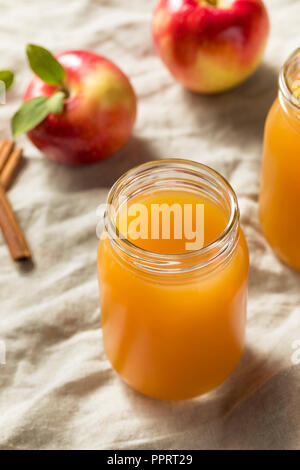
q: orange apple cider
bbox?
[259,48,300,270]
[98,160,249,400]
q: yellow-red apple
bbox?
[23,50,137,164]
[153,0,270,93]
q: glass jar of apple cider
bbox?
[98,160,249,400]
[259,48,300,271]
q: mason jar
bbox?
[259,48,300,270]
[98,159,249,400]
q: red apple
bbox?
[153,0,270,93]
[24,50,137,164]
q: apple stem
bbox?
[59,85,70,99]
[205,0,218,6]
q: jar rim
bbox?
[279,47,300,112]
[104,159,240,273]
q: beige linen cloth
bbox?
[0,0,299,450]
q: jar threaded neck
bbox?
[104,159,240,275]
[279,47,300,113]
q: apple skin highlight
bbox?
[153,0,270,93]
[24,50,137,165]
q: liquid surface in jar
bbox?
[291,74,300,98]
[116,190,228,254]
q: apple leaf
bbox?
[26,44,66,86]
[11,91,65,138]
[0,70,14,90]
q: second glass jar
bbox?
[259,48,300,271]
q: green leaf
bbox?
[11,91,65,138]
[0,70,14,90]
[26,44,66,86]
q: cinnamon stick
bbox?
[0,184,31,261]
[0,147,23,190]
[0,139,14,172]
[0,138,6,153]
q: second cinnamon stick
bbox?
[0,185,31,261]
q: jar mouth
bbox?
[104,159,240,273]
[279,47,300,112]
